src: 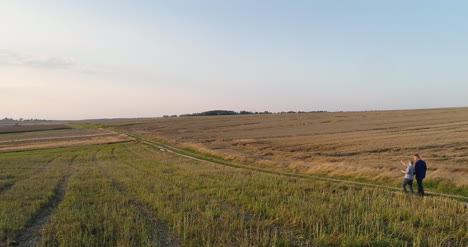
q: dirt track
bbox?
[16,155,78,247]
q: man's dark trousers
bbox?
[415,159,427,196]
[416,178,424,196]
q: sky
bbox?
[1,0,468,120]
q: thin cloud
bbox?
[18,56,77,68]
[0,50,22,63]
[0,50,96,73]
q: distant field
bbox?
[100,107,468,194]
[0,125,131,153]
[1,139,466,246]
[0,124,70,134]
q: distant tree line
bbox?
[1,117,47,122]
[178,110,269,117]
[170,110,327,118]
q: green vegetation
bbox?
[101,107,468,196]
[101,126,468,200]
[423,179,468,197]
[0,151,57,193]
[41,150,155,246]
[1,142,466,246]
[0,149,71,244]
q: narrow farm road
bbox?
[108,129,468,204]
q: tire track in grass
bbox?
[0,156,59,196]
[127,138,468,209]
[0,183,14,195]
[136,139,468,202]
[92,149,99,162]
[114,145,310,246]
[111,127,468,201]
[123,144,144,159]
[37,157,59,173]
[106,128,468,200]
[111,147,116,159]
[14,155,78,247]
[93,150,182,247]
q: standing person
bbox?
[400,160,415,193]
[413,154,427,196]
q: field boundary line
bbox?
[0,140,133,154]
[106,128,468,202]
[0,133,118,145]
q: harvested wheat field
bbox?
[0,125,132,153]
[0,124,71,134]
[1,138,466,246]
[101,107,468,194]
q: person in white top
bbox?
[400,160,415,194]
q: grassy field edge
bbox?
[85,123,468,202]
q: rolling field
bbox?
[0,141,467,246]
[1,115,467,246]
[99,107,468,195]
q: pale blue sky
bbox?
[1,1,467,119]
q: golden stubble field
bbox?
[102,107,468,189]
[1,118,466,246]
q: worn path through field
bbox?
[143,140,468,201]
[94,149,182,247]
[114,146,312,246]
[106,129,468,203]
[16,155,78,247]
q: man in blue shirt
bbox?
[413,154,427,196]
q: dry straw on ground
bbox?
[103,107,468,188]
[0,128,131,153]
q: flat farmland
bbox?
[0,140,466,246]
[100,107,468,195]
[0,125,131,153]
[1,114,467,246]
[0,124,71,134]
